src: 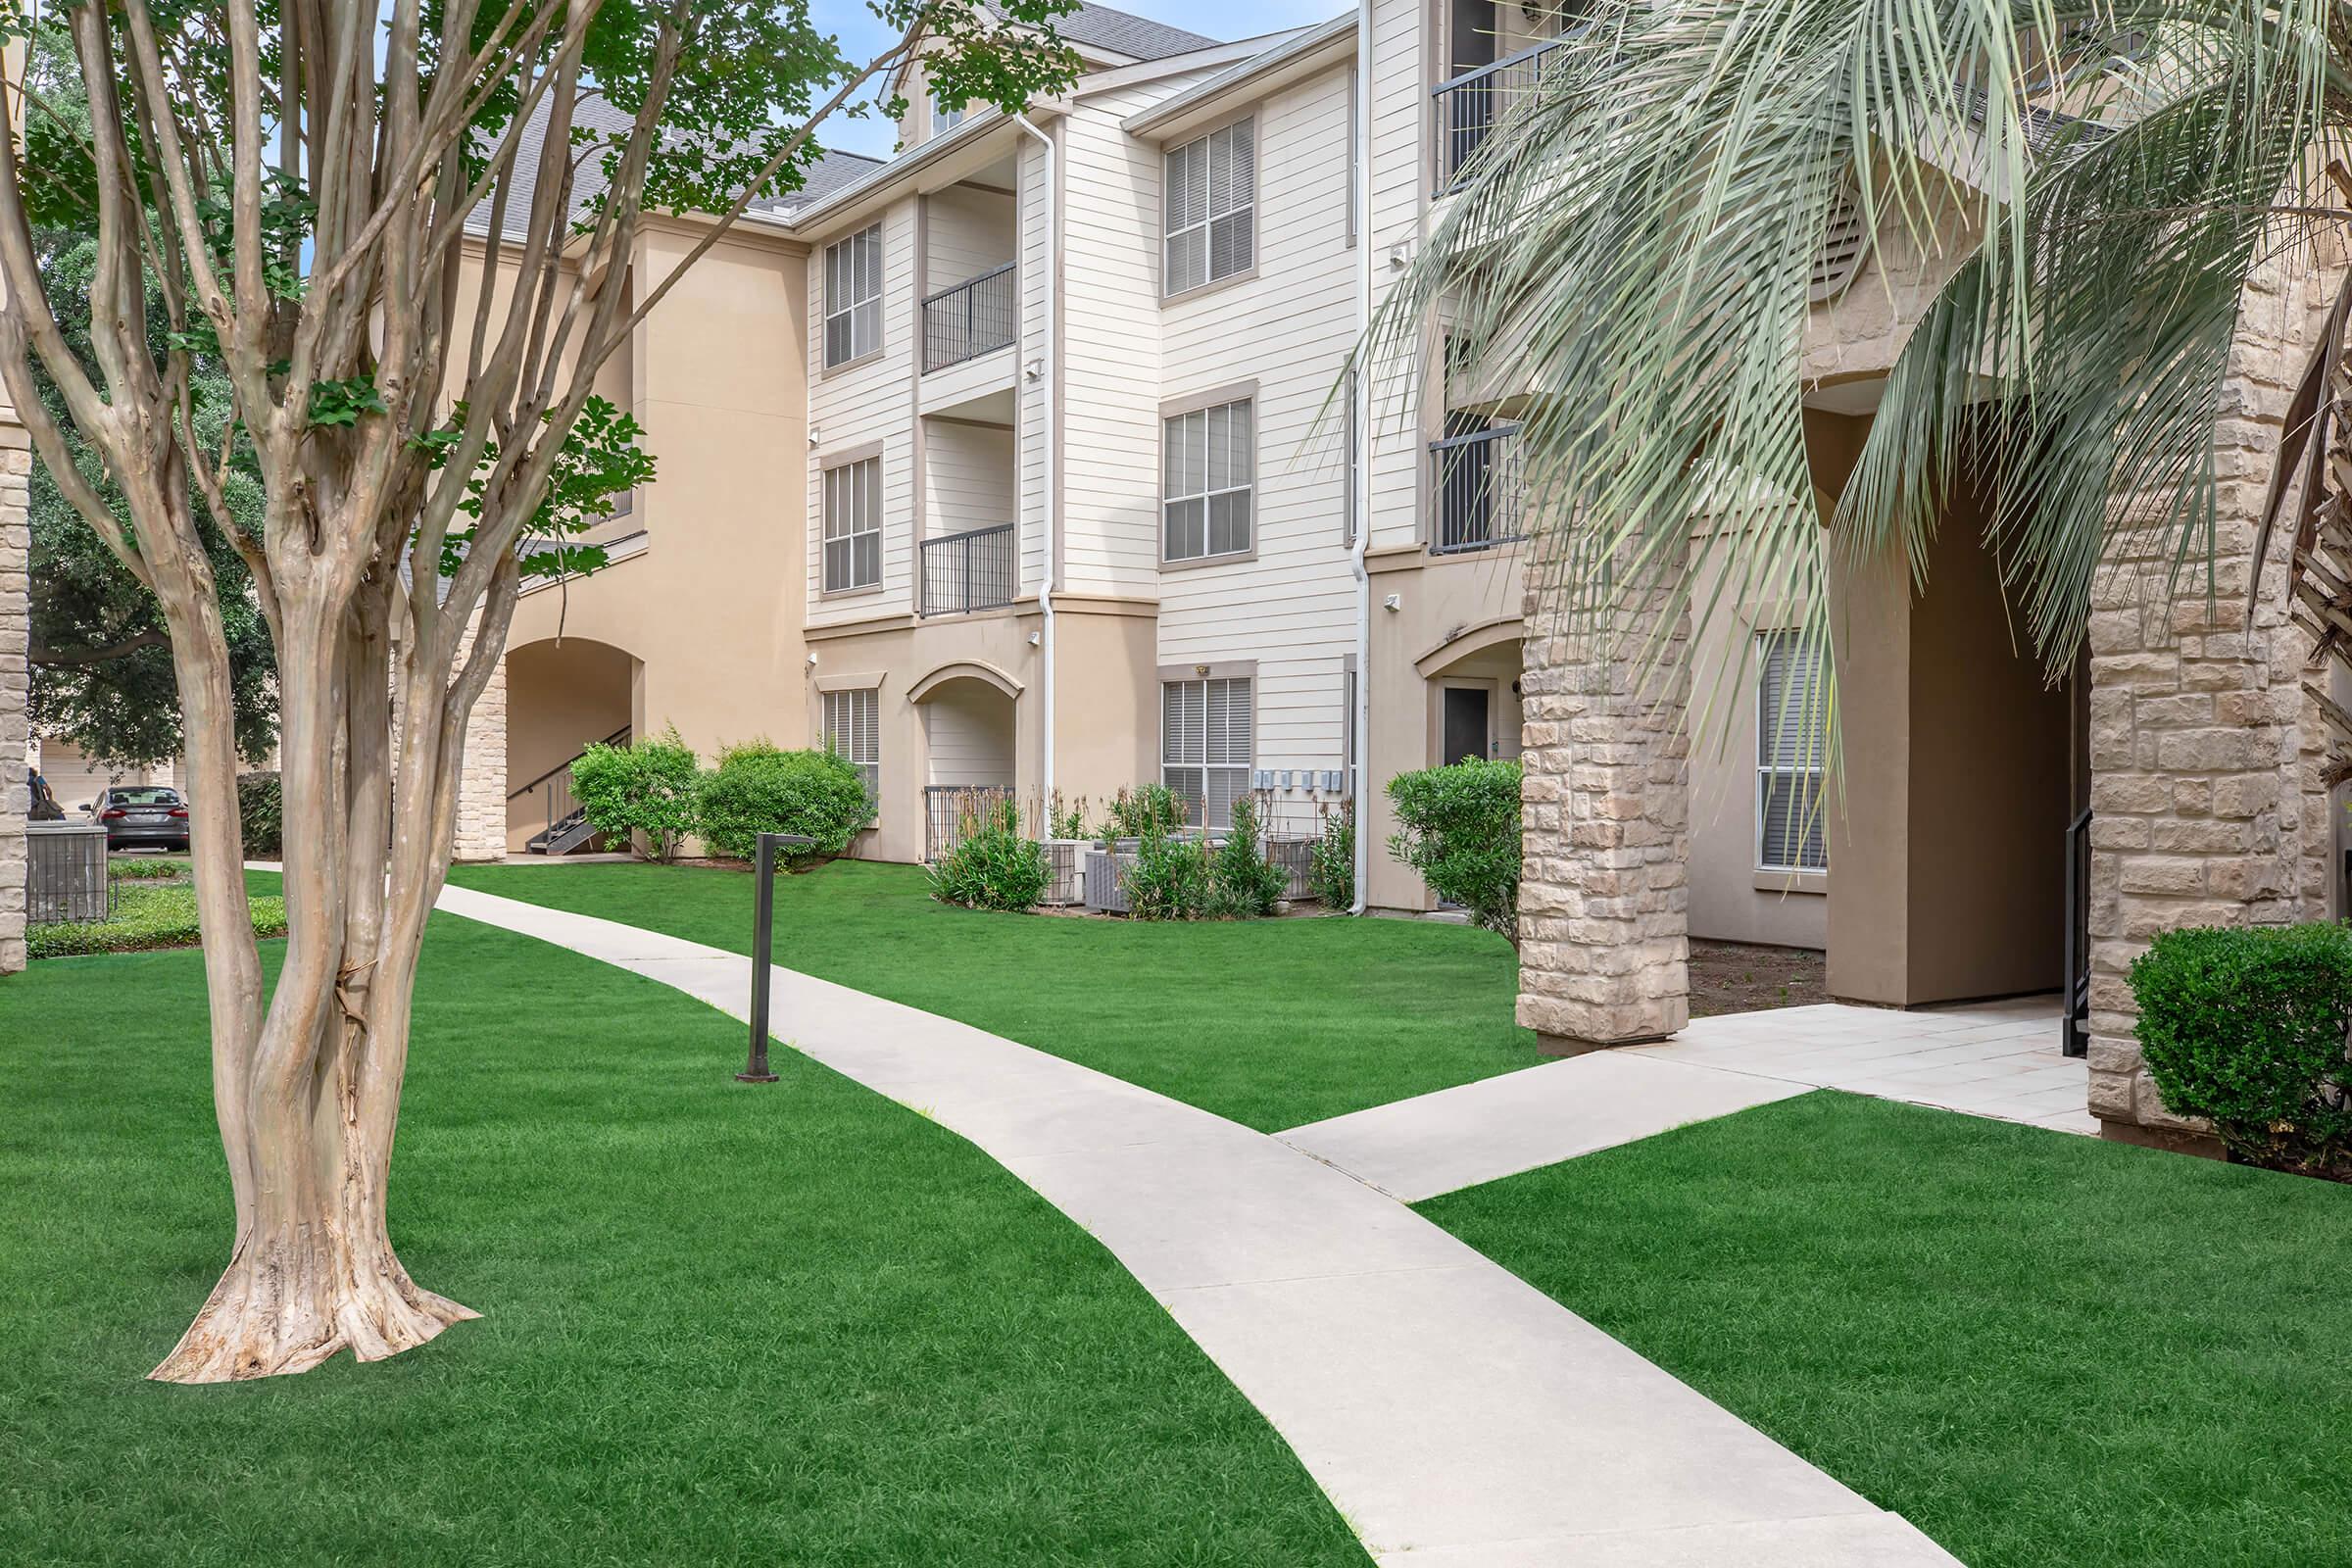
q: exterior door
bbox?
[1443,685,1492,765]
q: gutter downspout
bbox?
[1348,0,1373,916]
[1016,112,1058,803]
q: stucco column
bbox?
[1516,572,1690,1052]
[451,650,509,862]
[0,414,28,974]
[2084,259,2332,1148]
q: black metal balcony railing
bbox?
[921,263,1017,372]
[1432,34,1574,190]
[920,522,1016,616]
[1430,421,1525,555]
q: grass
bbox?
[28,869,288,959]
[108,855,191,881]
[0,919,1366,1566]
[1419,1092,2352,1568]
[448,858,1544,1131]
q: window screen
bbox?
[1756,630,1828,872]
[822,457,882,592]
[823,223,883,367]
[1162,398,1253,563]
[1164,119,1254,295]
[1162,676,1252,828]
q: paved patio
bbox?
[1281,998,2087,1203]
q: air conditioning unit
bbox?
[1039,839,1090,906]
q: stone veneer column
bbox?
[1516,573,1691,1052]
[2084,258,2334,1147]
[450,651,508,862]
[0,416,28,974]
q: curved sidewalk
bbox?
[433,882,1961,1567]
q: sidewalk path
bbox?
[1281,999,2087,1204]
[431,883,1960,1567]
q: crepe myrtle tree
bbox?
[0,0,1077,1384]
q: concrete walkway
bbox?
[432,883,1960,1567]
[1282,998,2087,1204]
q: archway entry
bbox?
[504,636,640,853]
[1420,621,1525,769]
[912,667,1018,861]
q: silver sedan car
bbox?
[87,785,192,853]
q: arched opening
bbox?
[504,636,640,853]
[914,674,1017,860]
[1421,623,1525,769]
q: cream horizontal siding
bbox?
[807,199,918,625]
[923,418,1016,536]
[924,184,1017,297]
[1366,0,1430,551]
[1017,132,1051,598]
[1152,64,1361,786]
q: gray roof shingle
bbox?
[985,0,1219,61]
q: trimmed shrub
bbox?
[571,727,700,861]
[1207,796,1288,918]
[2131,922,2352,1178]
[1124,824,1209,919]
[236,770,284,859]
[929,800,1049,911]
[1307,802,1354,908]
[31,883,287,959]
[695,741,874,862]
[1387,759,1523,944]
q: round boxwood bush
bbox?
[1387,759,1522,944]
[695,741,874,861]
[2130,921,2352,1177]
[571,728,701,861]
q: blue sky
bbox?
[815,0,1352,159]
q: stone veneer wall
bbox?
[0,416,26,974]
[1515,572,1690,1050]
[2084,257,2337,1144]
[452,652,508,862]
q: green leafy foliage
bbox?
[693,741,873,862]
[1048,793,1090,841]
[416,397,657,581]
[1388,760,1523,944]
[1207,797,1288,919]
[1102,784,1187,840]
[1123,825,1210,921]
[235,771,284,860]
[929,800,1049,912]
[2131,924,2352,1178]
[29,883,287,959]
[571,728,701,862]
[1307,804,1355,908]
[305,376,387,429]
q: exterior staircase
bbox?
[511,726,629,856]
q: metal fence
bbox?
[27,823,111,925]
[923,785,1019,864]
[920,523,1016,616]
[1432,34,1573,190]
[1430,421,1525,555]
[922,262,1017,372]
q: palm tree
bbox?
[1372,0,2352,774]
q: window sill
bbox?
[819,345,887,379]
[1160,545,1257,573]
[1752,869,1828,896]
[1160,265,1258,309]
[818,581,887,603]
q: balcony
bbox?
[1432,34,1574,190]
[921,263,1017,372]
[1430,421,1525,556]
[919,522,1016,615]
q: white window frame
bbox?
[822,223,884,368]
[1162,117,1255,298]
[822,455,882,593]
[931,91,965,137]
[823,687,880,806]
[1161,397,1254,564]
[1755,629,1829,873]
[1161,675,1253,829]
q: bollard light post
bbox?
[739,831,818,1083]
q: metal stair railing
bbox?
[511,724,631,854]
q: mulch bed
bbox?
[1690,940,1829,1018]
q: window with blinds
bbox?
[1163,398,1252,563]
[1755,630,1828,872]
[823,688,880,806]
[821,456,882,592]
[1163,118,1254,296]
[1162,676,1252,829]
[822,223,883,367]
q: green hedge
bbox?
[236,770,284,859]
[572,729,700,861]
[2131,922,2352,1178]
[1387,759,1522,943]
[31,883,288,959]
[694,742,873,862]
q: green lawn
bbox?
[447,859,1542,1132]
[1420,1093,2352,1568]
[0,920,1366,1566]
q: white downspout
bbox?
[1348,0,1373,916]
[1015,112,1057,803]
